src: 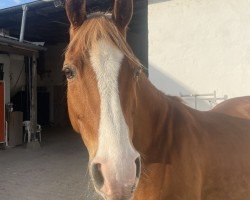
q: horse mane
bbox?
[168,95,184,104]
[67,12,184,106]
[67,12,142,69]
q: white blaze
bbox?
[90,40,137,182]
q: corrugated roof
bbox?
[0,0,38,10]
[0,0,147,44]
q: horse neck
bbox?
[133,73,193,163]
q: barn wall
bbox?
[0,54,10,103]
[9,55,25,97]
[148,0,250,110]
[38,43,69,126]
[0,54,25,104]
[38,43,66,87]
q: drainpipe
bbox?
[19,5,28,42]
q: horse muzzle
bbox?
[90,155,141,200]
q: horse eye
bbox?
[63,67,75,79]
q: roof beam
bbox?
[0,44,37,57]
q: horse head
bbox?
[64,0,142,199]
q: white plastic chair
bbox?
[23,121,42,143]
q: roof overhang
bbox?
[0,36,46,57]
[0,0,148,44]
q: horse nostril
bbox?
[91,163,104,189]
[135,157,141,178]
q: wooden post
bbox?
[30,53,38,142]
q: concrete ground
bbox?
[0,127,101,200]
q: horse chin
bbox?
[97,189,134,200]
[103,194,134,200]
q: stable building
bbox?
[0,0,148,147]
[0,0,249,148]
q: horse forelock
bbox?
[66,12,141,71]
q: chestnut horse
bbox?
[212,96,250,120]
[64,0,250,199]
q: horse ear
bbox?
[112,0,133,34]
[65,0,87,29]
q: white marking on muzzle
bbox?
[90,39,137,182]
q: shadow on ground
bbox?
[0,127,101,200]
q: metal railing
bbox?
[180,91,228,109]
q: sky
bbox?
[0,0,38,9]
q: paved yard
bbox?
[0,127,101,200]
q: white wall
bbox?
[148,0,250,110]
